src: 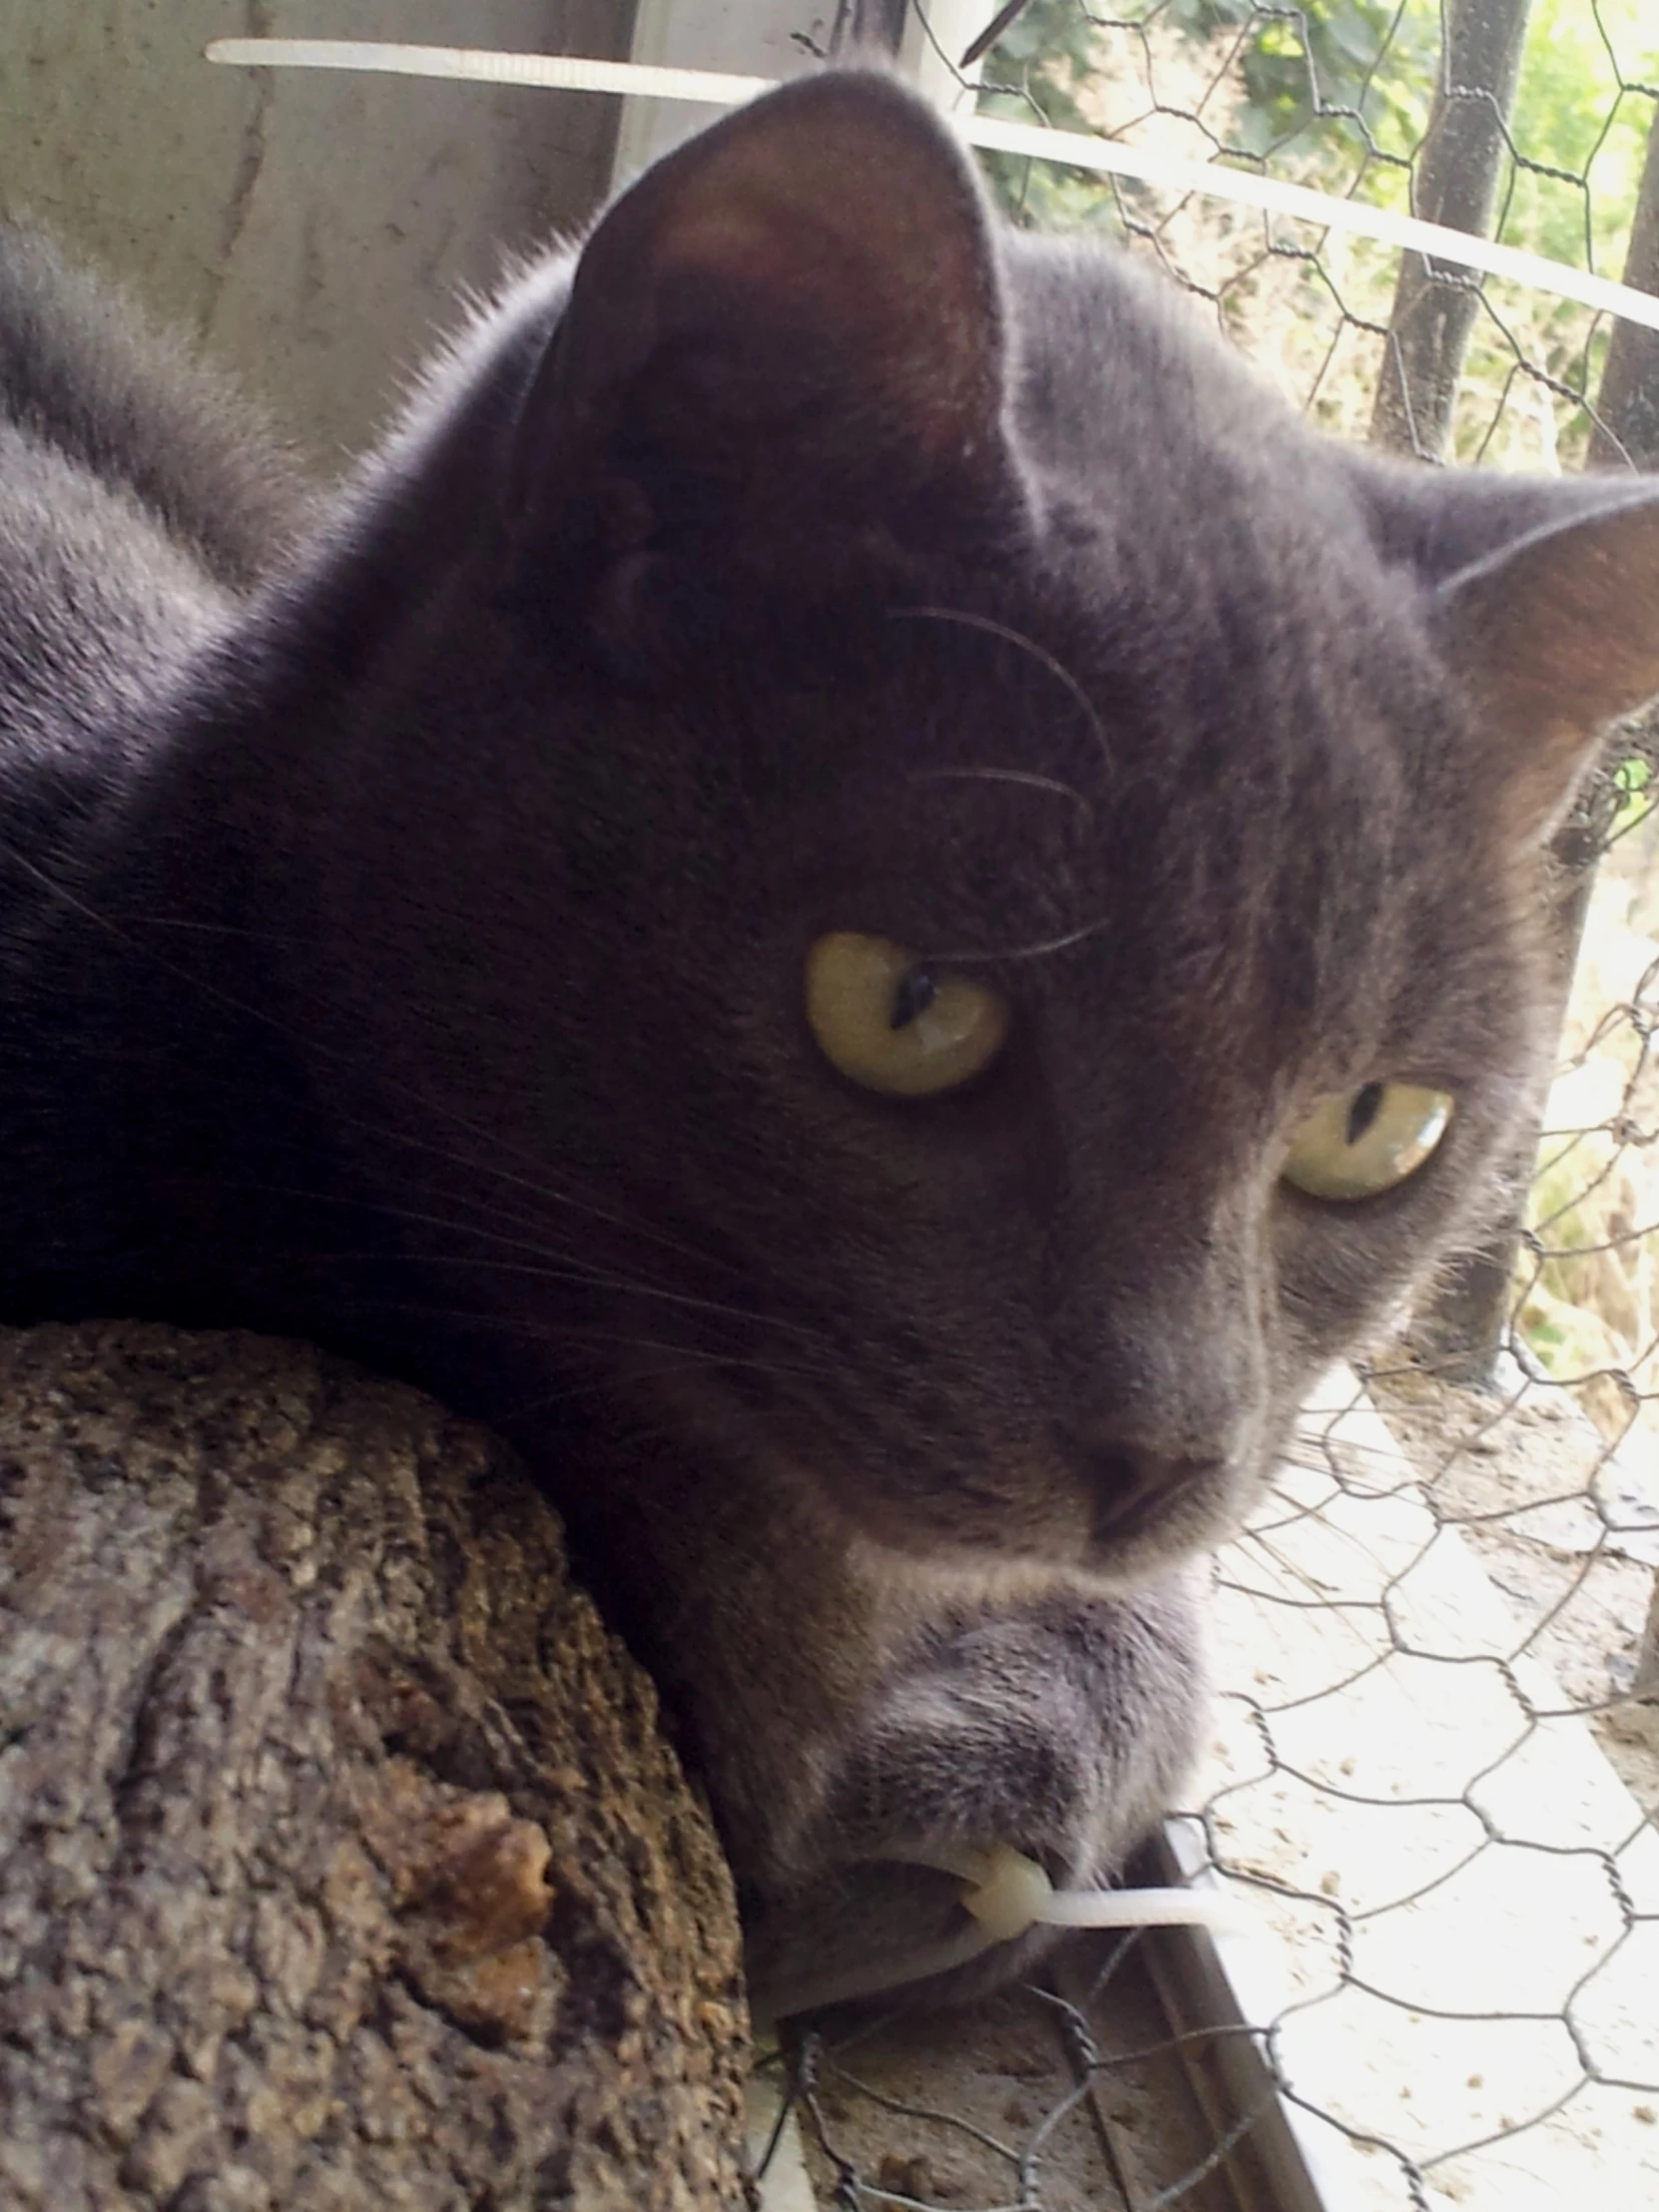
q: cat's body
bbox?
[5,72,1659,2017]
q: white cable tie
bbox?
[956,1848,1252,1939]
[965,112,1659,336]
[205,40,1659,336]
[205,39,774,111]
[756,1845,1250,2016]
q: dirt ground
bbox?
[772,1936,1265,2212]
[1365,1361,1659,1819]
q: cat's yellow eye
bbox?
[1282,1081,1454,1202]
[806,932,1010,1097]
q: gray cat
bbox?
[4,69,1658,2019]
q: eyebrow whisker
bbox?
[887,603,1113,780]
[905,765,1094,821]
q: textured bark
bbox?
[1406,24,1657,1376]
[1370,0,1534,459]
[1589,95,1659,469]
[0,1324,753,2211]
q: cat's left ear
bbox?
[502,70,1013,566]
[1430,486,1659,845]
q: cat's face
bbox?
[298,72,1659,1589]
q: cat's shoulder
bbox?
[0,225,314,879]
[0,226,312,591]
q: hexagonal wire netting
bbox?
[761,6,1659,2209]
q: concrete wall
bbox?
[0,3,632,462]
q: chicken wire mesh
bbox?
[752,4,1659,2208]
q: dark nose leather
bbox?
[1084,1450,1224,1545]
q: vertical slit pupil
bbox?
[1347,1082,1385,1146]
[890,968,937,1031]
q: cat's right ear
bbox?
[1428,486,1659,847]
[1348,451,1659,843]
[499,71,1015,609]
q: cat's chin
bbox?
[743,1859,1066,2025]
[739,1572,1207,2024]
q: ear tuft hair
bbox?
[1430,488,1659,845]
[506,71,1012,553]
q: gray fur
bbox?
[4,75,1659,2018]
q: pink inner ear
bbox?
[535,71,1006,494]
[648,197,993,466]
[1433,490,1659,846]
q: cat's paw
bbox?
[741,1571,1204,2019]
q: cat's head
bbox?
[307,70,1659,1588]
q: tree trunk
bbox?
[1407,69,1659,1382]
[0,1324,754,2211]
[1370,0,1535,459]
[1589,97,1659,468]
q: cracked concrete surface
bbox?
[0,2,627,459]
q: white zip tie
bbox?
[755,1845,1251,2020]
[206,40,773,112]
[951,1844,1251,1941]
[205,39,1659,335]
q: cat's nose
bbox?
[1083,1449,1226,1547]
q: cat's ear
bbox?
[503,70,1011,564]
[1429,487,1659,846]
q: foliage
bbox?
[977,0,1097,121]
[971,3,1659,460]
[1503,0,1659,272]
[975,0,1438,215]
[1153,0,1436,162]
[974,0,1110,226]
[975,0,1658,248]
